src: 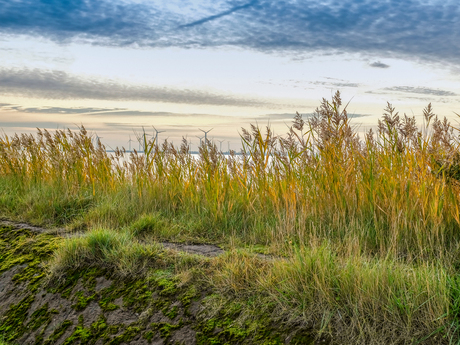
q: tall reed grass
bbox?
[2,91,460,343]
[1,92,459,263]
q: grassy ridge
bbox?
[1,91,460,343]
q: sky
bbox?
[0,0,459,151]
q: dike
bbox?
[0,224,318,345]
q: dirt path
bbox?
[0,220,225,257]
[161,242,224,257]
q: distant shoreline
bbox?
[107,150,242,155]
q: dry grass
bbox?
[2,91,460,343]
[208,246,449,344]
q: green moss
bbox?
[195,296,317,345]
[97,278,154,313]
[0,226,62,293]
[0,226,60,270]
[0,294,59,343]
[0,300,59,344]
[179,284,200,315]
[43,320,73,345]
[96,284,118,310]
[0,295,35,341]
[60,315,114,345]
[98,299,119,311]
[142,330,155,341]
[48,267,102,299]
[0,226,64,343]
[80,267,100,291]
[151,321,182,340]
[162,305,179,320]
[72,291,96,311]
[47,270,80,298]
[107,326,143,345]
[196,317,273,345]
[149,270,179,296]
[157,277,177,296]
[62,316,91,345]
[89,315,108,337]
[29,304,58,331]
[106,325,121,335]
[122,281,154,310]
[152,296,170,311]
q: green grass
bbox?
[48,228,204,281]
[2,91,460,343]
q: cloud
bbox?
[383,86,457,97]
[85,110,231,118]
[312,81,360,88]
[92,111,178,117]
[0,68,268,107]
[369,61,390,68]
[0,105,116,114]
[348,113,369,119]
[0,104,214,117]
[0,0,162,42]
[257,113,303,121]
[0,121,70,129]
[0,0,459,63]
[258,112,368,121]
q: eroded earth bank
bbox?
[0,223,317,345]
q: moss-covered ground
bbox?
[0,225,318,344]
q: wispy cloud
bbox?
[0,0,459,63]
[312,81,360,88]
[0,121,72,129]
[0,105,116,114]
[257,112,368,121]
[257,113,304,121]
[369,61,390,68]
[0,68,268,107]
[383,86,457,97]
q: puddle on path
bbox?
[161,242,224,257]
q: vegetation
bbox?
[1,91,460,343]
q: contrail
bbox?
[178,0,258,29]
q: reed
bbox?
[2,91,460,343]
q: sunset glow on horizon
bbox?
[1,0,459,150]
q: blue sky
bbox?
[0,0,459,149]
